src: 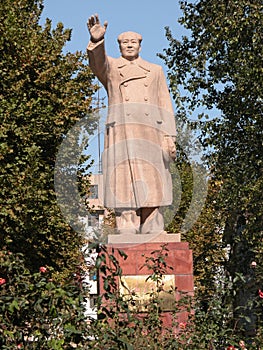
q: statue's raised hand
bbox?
[87,14,108,43]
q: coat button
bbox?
[125,97,129,101]
[144,83,148,87]
[124,82,128,87]
[144,97,148,101]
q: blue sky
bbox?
[41,0,184,70]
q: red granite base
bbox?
[99,241,194,329]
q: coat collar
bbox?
[116,56,151,71]
[116,57,151,84]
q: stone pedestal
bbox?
[100,236,194,329]
[107,231,181,245]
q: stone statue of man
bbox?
[87,14,176,235]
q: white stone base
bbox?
[107,231,180,245]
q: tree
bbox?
[160,0,263,340]
[0,0,96,274]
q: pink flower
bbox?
[17,344,23,349]
[258,289,263,298]
[250,261,257,268]
[39,266,47,273]
[239,339,247,349]
[0,278,6,285]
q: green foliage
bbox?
[0,249,92,349]
[0,0,96,272]
[160,0,262,216]
[186,179,227,301]
[161,0,263,221]
[1,243,263,349]
[160,0,263,341]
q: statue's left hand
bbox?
[162,136,176,162]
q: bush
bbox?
[1,245,263,349]
[0,249,91,349]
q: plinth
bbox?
[100,232,194,329]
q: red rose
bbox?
[39,266,47,273]
[0,278,6,285]
[258,289,263,298]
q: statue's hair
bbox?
[117,31,142,44]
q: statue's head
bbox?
[117,31,142,61]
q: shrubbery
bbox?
[1,245,263,349]
[0,249,90,349]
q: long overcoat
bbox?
[87,40,176,209]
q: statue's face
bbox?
[119,33,141,61]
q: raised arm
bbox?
[87,14,109,88]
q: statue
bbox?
[87,14,176,235]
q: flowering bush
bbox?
[0,249,91,349]
[1,245,263,349]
